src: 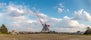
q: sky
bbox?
[0,0,91,32]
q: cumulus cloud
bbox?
[0,2,89,32]
[58,8,63,13]
[37,9,91,32]
[57,3,64,13]
[50,16,87,32]
[59,3,64,8]
[0,3,64,32]
[73,9,91,21]
[61,16,86,28]
[52,27,86,32]
[57,3,70,13]
[0,3,36,31]
[4,4,33,17]
[0,3,6,8]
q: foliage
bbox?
[84,27,91,34]
[0,24,8,34]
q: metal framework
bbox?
[35,11,50,32]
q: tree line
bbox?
[0,24,91,34]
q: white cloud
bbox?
[58,8,63,13]
[57,3,64,13]
[0,13,3,18]
[0,3,37,31]
[67,9,69,12]
[50,18,62,22]
[0,3,6,8]
[60,16,84,28]
[59,3,64,8]
[37,12,48,19]
[57,3,70,13]
[1,3,50,32]
[53,27,86,32]
[50,16,87,32]
[73,9,91,21]
[0,3,89,32]
[35,9,91,32]
[3,4,33,17]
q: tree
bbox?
[84,27,91,34]
[0,24,8,33]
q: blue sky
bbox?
[0,0,91,18]
[0,0,91,32]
